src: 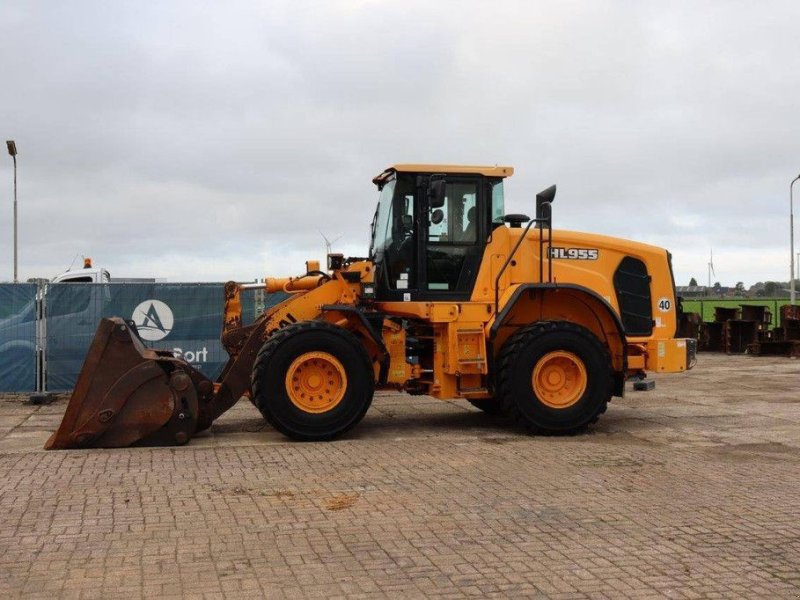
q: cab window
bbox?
[427,182,478,244]
[490,179,505,225]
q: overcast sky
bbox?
[1,0,799,287]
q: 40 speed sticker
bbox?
[657,297,672,312]
[549,247,599,260]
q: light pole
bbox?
[6,140,17,283]
[792,175,800,306]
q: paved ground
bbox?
[1,353,799,599]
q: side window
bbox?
[428,199,448,242]
[490,180,505,225]
[427,182,479,244]
[460,191,477,242]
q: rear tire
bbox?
[251,321,374,441]
[497,321,613,434]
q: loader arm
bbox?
[45,268,371,449]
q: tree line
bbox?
[688,277,798,297]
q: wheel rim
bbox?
[285,351,347,414]
[532,350,587,409]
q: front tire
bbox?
[497,321,613,434]
[251,321,374,441]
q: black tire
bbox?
[497,321,613,434]
[467,398,505,415]
[251,321,374,441]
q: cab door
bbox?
[419,177,486,301]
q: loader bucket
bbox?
[45,317,215,450]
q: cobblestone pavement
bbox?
[1,353,799,599]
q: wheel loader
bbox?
[45,164,696,449]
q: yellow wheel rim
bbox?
[285,351,347,414]
[532,351,587,409]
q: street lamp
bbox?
[792,175,800,306]
[6,140,17,283]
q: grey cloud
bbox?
[1,0,799,286]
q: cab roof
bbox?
[372,164,514,185]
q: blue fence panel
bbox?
[44,283,288,392]
[0,283,38,392]
[46,283,226,391]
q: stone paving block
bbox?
[0,354,799,597]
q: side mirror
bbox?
[428,179,446,209]
[430,208,444,225]
[535,184,556,224]
[401,214,413,229]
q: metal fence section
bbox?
[46,283,230,391]
[0,282,287,393]
[0,283,39,392]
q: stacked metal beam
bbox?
[753,305,800,357]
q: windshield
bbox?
[369,179,396,258]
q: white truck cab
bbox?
[52,258,110,284]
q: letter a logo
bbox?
[131,299,174,341]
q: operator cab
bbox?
[369,164,513,301]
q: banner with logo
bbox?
[44,283,286,392]
[0,283,39,392]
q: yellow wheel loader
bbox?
[45,164,696,449]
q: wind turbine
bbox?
[319,230,343,258]
[707,248,715,290]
